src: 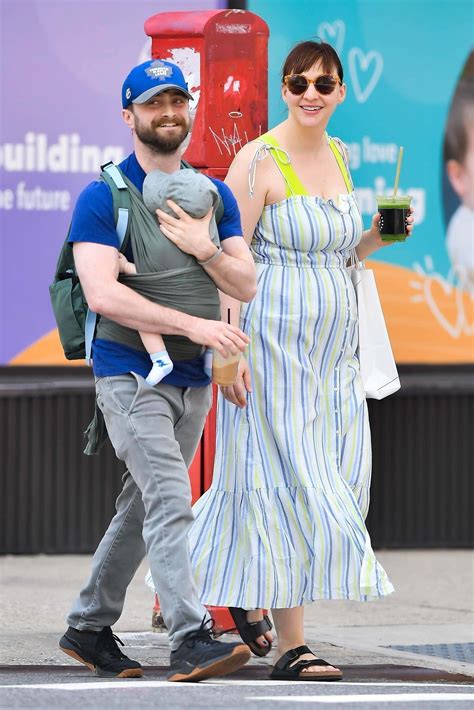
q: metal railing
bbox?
[1,366,473,553]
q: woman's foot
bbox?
[269,608,341,679]
[228,608,273,656]
[278,645,341,675]
[270,644,342,681]
[247,610,273,651]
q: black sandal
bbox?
[228,607,273,657]
[270,645,343,681]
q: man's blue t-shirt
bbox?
[68,153,243,387]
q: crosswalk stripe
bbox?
[0,681,472,691]
[249,694,474,704]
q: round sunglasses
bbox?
[284,73,342,96]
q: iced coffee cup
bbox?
[376,194,412,242]
[212,350,241,386]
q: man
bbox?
[59,59,256,682]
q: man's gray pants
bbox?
[67,372,212,650]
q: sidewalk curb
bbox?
[312,631,474,677]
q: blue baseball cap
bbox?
[122,59,193,109]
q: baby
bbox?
[118,168,220,386]
[444,75,474,291]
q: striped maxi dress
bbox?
[188,133,394,609]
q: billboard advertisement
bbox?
[248,0,473,363]
[0,0,225,366]
[2,0,473,365]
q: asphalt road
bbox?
[0,668,473,709]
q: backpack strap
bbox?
[101,161,132,250]
[84,162,131,363]
[84,307,99,365]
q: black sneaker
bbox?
[168,617,251,682]
[59,626,143,678]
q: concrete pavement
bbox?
[1,550,473,680]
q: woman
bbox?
[189,41,413,680]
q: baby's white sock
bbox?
[204,348,213,378]
[145,350,173,386]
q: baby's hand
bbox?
[118,253,136,275]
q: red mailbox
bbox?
[144,9,269,177]
[145,8,269,502]
[145,9,268,633]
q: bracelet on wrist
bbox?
[197,246,223,266]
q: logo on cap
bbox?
[145,61,173,82]
[122,58,193,108]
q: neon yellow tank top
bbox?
[257,132,353,199]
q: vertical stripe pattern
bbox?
[189,137,394,607]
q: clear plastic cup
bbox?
[212,350,241,386]
[376,195,412,242]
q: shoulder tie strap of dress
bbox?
[328,136,354,192]
[248,133,296,198]
[249,133,308,197]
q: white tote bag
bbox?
[350,255,401,400]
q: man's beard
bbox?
[134,116,190,154]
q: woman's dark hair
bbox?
[281,40,344,83]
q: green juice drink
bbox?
[376,195,412,242]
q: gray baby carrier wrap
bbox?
[97,168,221,359]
